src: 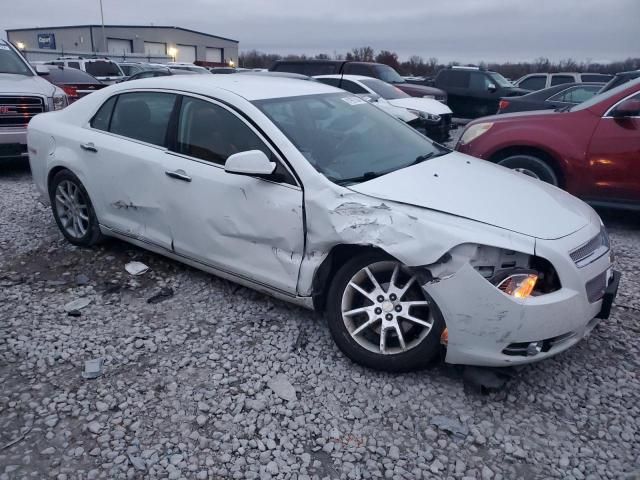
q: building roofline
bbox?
[6,25,238,43]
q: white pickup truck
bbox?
[0,39,67,160]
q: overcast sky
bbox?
[2,0,638,63]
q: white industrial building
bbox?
[6,25,239,65]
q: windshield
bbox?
[0,42,33,76]
[487,72,512,87]
[572,77,640,112]
[85,61,123,77]
[374,64,405,84]
[254,93,447,185]
[360,79,409,100]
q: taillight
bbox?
[498,99,509,111]
[62,86,78,98]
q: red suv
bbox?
[456,79,640,209]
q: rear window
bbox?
[46,67,100,84]
[550,75,575,86]
[85,61,122,77]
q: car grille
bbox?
[0,96,45,128]
[585,271,607,303]
[569,227,610,267]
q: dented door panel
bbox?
[81,131,173,250]
[161,153,305,294]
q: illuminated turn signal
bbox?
[497,273,538,298]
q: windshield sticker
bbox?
[341,97,366,106]
[0,45,10,50]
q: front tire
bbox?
[497,154,559,186]
[326,251,445,372]
[49,169,104,247]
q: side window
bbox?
[276,63,304,74]
[176,97,295,184]
[549,86,598,103]
[316,78,340,87]
[304,63,337,76]
[339,80,368,94]
[550,75,574,86]
[448,71,470,88]
[67,61,80,69]
[581,74,611,83]
[518,75,546,90]
[344,63,373,77]
[109,92,177,146]
[90,96,117,131]
[469,72,490,90]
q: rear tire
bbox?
[49,169,104,247]
[497,154,559,186]
[326,251,445,372]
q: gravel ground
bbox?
[1,158,639,480]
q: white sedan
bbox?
[27,75,619,371]
[315,75,453,142]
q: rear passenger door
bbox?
[80,91,178,249]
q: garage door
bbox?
[206,47,222,63]
[144,42,166,56]
[176,45,196,63]
[107,38,132,54]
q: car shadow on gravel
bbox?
[0,157,31,176]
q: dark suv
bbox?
[431,66,528,118]
[270,60,447,102]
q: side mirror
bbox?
[487,83,497,93]
[611,98,640,118]
[35,65,50,76]
[224,150,276,176]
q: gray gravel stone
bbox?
[0,165,638,480]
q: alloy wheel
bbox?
[340,261,434,355]
[54,180,90,239]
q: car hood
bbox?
[0,73,56,96]
[468,108,562,126]
[387,97,452,115]
[393,83,445,97]
[347,151,593,240]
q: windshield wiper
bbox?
[335,171,383,186]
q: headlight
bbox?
[52,93,68,111]
[459,122,493,145]
[407,109,441,123]
[496,273,538,298]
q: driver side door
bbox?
[161,95,305,294]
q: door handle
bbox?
[165,169,192,182]
[80,142,98,153]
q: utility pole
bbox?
[99,0,106,53]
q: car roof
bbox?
[114,74,339,100]
[315,74,373,82]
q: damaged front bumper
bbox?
[422,228,619,367]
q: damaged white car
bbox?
[27,75,619,371]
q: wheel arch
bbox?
[488,145,567,188]
[311,244,395,312]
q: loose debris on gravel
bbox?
[1,161,639,479]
